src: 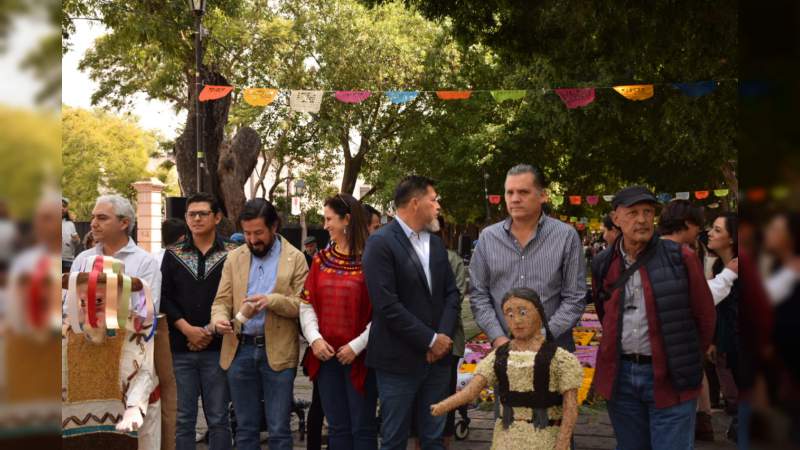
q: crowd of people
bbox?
[56,163,752,450]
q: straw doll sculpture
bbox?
[61,256,159,450]
[430,288,582,450]
[0,251,62,448]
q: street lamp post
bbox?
[294,179,307,197]
[285,173,292,220]
[294,179,307,244]
[191,0,206,193]
[483,172,491,222]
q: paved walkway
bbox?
[197,299,735,448]
[196,371,736,449]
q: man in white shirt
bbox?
[70,194,162,450]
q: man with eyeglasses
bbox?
[211,198,308,450]
[160,192,238,450]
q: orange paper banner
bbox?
[569,196,582,205]
[243,88,278,106]
[436,90,472,100]
[199,85,234,102]
[613,84,654,101]
[746,188,767,202]
[694,190,710,200]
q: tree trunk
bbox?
[217,126,261,227]
[300,211,307,246]
[174,69,232,210]
[721,160,738,202]
[341,139,369,195]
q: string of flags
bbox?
[743,185,792,203]
[197,79,733,112]
[485,189,733,231]
[546,189,731,208]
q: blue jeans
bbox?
[607,360,698,450]
[316,360,378,450]
[226,342,296,450]
[172,350,231,450]
[376,361,451,450]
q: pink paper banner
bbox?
[335,90,372,103]
[580,320,602,328]
[554,88,596,109]
[463,353,483,364]
[586,195,600,205]
[576,345,598,367]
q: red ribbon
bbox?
[26,256,50,328]
[86,257,105,328]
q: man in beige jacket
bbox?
[211,199,308,450]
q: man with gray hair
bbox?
[469,164,586,351]
[70,194,164,449]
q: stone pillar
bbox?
[132,179,166,253]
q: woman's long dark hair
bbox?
[324,193,369,257]
[712,212,738,275]
[501,287,553,342]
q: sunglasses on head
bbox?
[336,194,351,212]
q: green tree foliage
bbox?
[361,0,737,223]
[61,106,152,219]
[0,106,60,218]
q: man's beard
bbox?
[248,238,274,258]
[424,217,440,233]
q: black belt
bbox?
[239,334,265,347]
[514,417,562,427]
[621,353,652,364]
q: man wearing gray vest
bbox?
[590,186,715,450]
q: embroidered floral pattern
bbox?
[317,245,362,276]
[167,240,238,280]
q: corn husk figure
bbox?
[0,250,62,447]
[430,288,583,450]
[61,256,158,450]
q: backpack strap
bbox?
[493,343,514,429]
[494,342,511,404]
[531,342,562,407]
[494,341,565,429]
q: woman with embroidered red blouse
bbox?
[300,193,377,450]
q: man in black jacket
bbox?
[363,176,461,450]
[161,193,238,450]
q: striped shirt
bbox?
[468,214,586,348]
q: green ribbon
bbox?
[118,275,131,329]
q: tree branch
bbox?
[340,127,352,161]
[358,182,383,201]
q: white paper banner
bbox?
[291,197,301,216]
[289,90,324,113]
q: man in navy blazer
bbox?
[363,175,461,450]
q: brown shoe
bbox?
[695,412,715,441]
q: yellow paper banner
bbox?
[613,84,654,101]
[573,330,595,346]
[243,88,278,106]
